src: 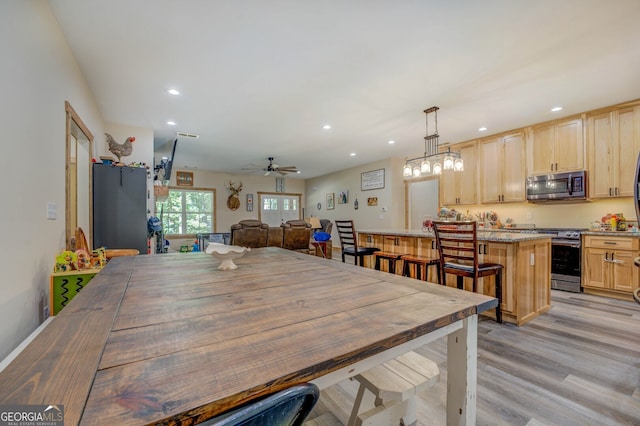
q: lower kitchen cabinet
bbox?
[583,235,640,300]
[356,232,384,269]
[356,230,552,326]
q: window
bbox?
[156,188,215,236]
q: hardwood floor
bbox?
[308,290,640,426]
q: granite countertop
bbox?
[582,230,640,238]
[358,229,552,242]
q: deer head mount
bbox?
[226,180,243,211]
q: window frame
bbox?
[156,186,217,238]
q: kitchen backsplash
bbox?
[461,197,636,229]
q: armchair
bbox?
[230,219,269,248]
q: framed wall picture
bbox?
[337,191,348,204]
[361,168,385,191]
[246,193,253,211]
[326,193,335,210]
[176,171,194,186]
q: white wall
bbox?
[304,158,406,240]
[0,2,105,360]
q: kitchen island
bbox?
[358,229,553,326]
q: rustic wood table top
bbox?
[0,248,496,425]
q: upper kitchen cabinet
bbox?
[527,116,585,175]
[440,141,478,206]
[479,131,525,203]
[587,104,640,198]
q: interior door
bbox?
[259,193,301,227]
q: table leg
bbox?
[446,314,477,425]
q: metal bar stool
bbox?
[374,252,405,274]
[400,254,441,283]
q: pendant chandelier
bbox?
[403,106,463,177]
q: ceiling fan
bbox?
[242,157,299,176]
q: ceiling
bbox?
[49,0,640,179]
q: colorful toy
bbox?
[54,250,78,272]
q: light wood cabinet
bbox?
[415,237,439,282]
[479,132,525,203]
[356,231,551,326]
[528,117,584,175]
[587,106,640,198]
[357,232,384,268]
[440,141,478,206]
[382,235,415,274]
[583,235,640,300]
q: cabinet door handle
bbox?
[604,241,617,245]
[615,187,619,196]
[431,240,435,250]
[478,244,482,255]
[484,244,488,255]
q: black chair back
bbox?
[206,383,319,426]
[334,220,380,266]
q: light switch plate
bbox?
[47,202,57,220]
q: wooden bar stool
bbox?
[433,220,503,323]
[374,252,405,274]
[400,254,440,284]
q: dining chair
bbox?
[204,383,319,426]
[432,221,503,323]
[334,220,380,266]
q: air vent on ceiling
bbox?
[177,132,200,139]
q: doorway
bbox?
[406,178,439,229]
[258,193,302,227]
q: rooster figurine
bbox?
[106,133,135,163]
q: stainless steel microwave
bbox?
[526,171,587,201]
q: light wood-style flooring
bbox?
[308,290,640,426]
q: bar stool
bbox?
[400,254,441,284]
[374,251,405,274]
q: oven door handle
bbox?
[552,241,581,248]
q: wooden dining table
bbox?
[0,247,497,425]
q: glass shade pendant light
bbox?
[420,159,431,173]
[432,161,442,175]
[443,154,454,170]
[454,158,464,171]
[401,106,463,178]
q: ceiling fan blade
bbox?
[276,170,287,176]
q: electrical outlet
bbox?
[43,305,49,319]
[529,253,535,266]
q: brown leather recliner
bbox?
[230,219,269,248]
[281,220,312,253]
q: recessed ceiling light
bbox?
[551,106,563,112]
[167,121,176,126]
[388,140,395,144]
[296,170,301,174]
[168,88,180,95]
[478,127,487,132]
[350,152,356,157]
[323,124,331,130]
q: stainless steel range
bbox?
[523,228,586,293]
